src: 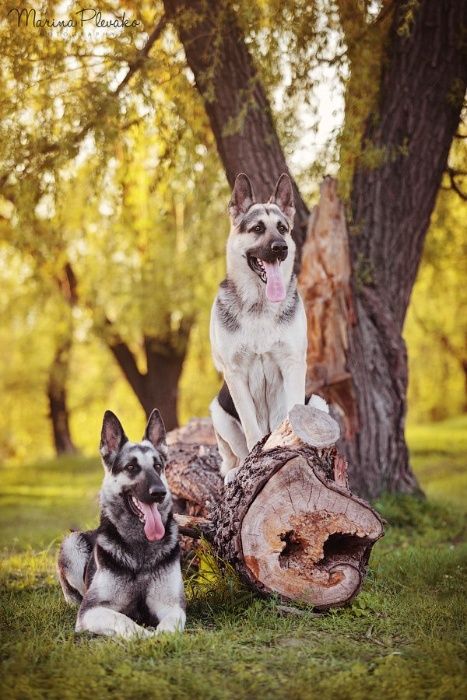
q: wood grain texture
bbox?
[240,455,382,607]
[212,429,383,607]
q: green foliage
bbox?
[0,245,61,461]
[0,420,466,699]
[404,176,467,423]
[0,0,227,454]
[0,0,464,460]
[405,416,467,505]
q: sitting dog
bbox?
[210,172,324,483]
[57,409,185,639]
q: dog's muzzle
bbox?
[247,241,288,282]
[148,484,166,503]
[247,239,288,302]
[127,492,166,542]
[270,240,288,261]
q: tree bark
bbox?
[165,0,466,498]
[46,334,77,455]
[48,264,78,456]
[351,0,466,326]
[105,329,191,430]
[163,0,310,256]
[141,336,186,430]
[341,0,466,496]
[166,419,223,550]
[300,178,417,496]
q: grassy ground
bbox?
[1,417,466,700]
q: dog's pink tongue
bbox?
[264,261,286,302]
[139,501,165,542]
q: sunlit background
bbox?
[0,0,465,463]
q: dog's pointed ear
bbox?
[270,173,295,223]
[228,173,255,223]
[100,410,128,469]
[144,409,168,458]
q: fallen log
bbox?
[167,406,383,608]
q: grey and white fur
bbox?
[210,172,327,483]
[57,409,185,639]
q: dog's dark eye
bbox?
[278,223,287,234]
[126,463,139,473]
[153,457,162,472]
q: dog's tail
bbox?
[306,394,329,414]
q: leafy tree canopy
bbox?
[0,0,464,459]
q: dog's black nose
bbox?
[148,485,166,503]
[271,240,288,260]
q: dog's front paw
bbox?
[155,615,185,635]
[223,466,240,486]
[140,627,158,639]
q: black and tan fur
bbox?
[57,409,185,639]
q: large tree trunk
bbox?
[47,336,77,455]
[163,0,310,255]
[105,328,192,430]
[49,264,78,456]
[141,337,186,430]
[341,0,466,496]
[165,0,466,498]
[301,178,422,495]
[351,0,466,327]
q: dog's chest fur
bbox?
[212,276,305,364]
[81,515,180,626]
[211,276,306,435]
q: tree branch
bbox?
[114,17,167,96]
[57,15,168,147]
[1,15,168,183]
[412,308,466,366]
[105,331,146,400]
[56,261,146,400]
[444,166,467,201]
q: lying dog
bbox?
[210,172,325,483]
[57,409,185,639]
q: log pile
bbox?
[166,406,383,609]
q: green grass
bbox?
[406,415,467,506]
[1,417,466,700]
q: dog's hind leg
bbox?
[57,531,92,606]
[210,397,248,479]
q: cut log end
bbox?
[239,455,383,607]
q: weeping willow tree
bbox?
[0,0,226,440]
